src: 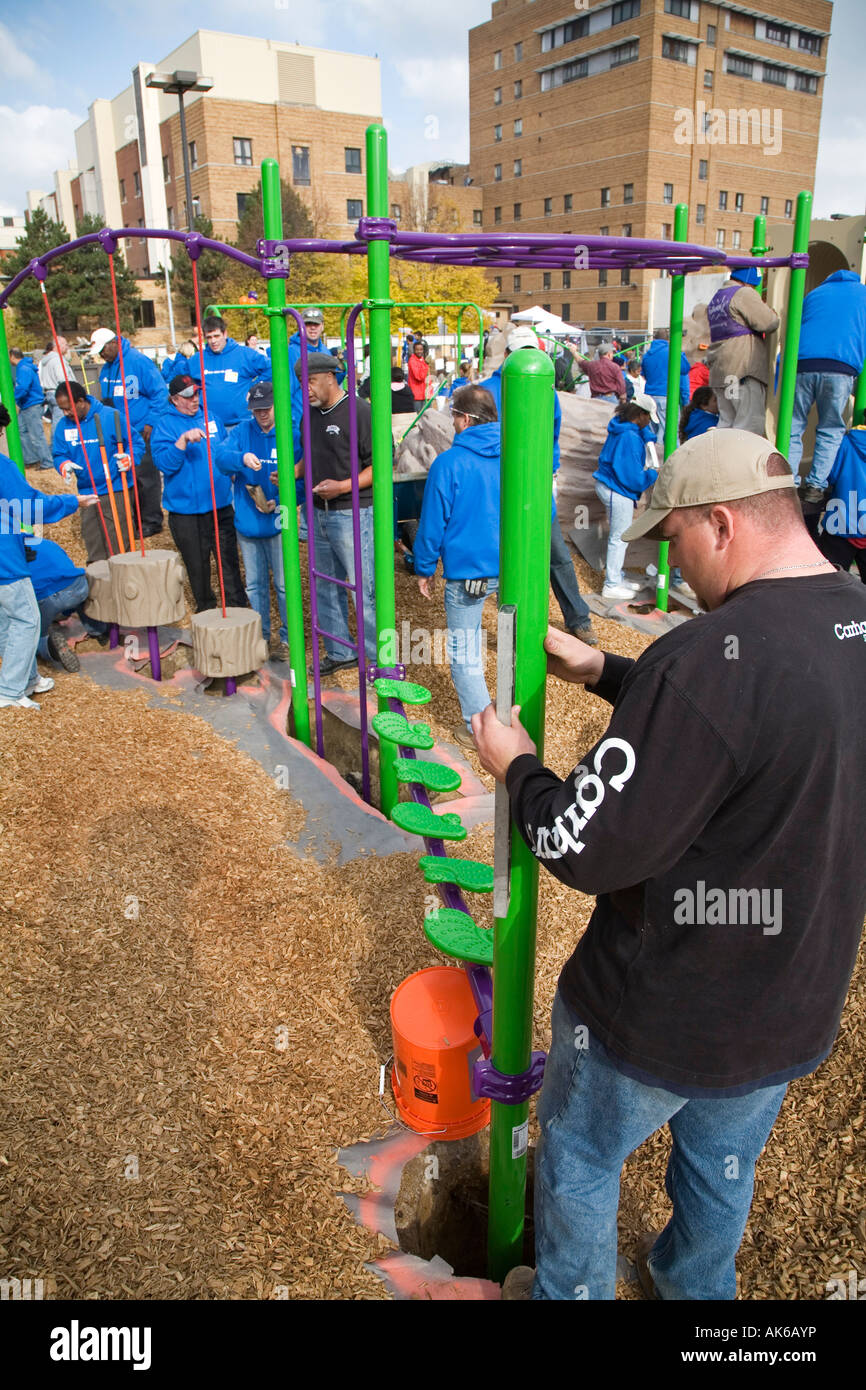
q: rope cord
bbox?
[190,258,227,617]
[107,254,146,556]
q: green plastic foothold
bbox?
[394,758,462,794]
[418,856,494,893]
[373,677,432,705]
[372,711,434,750]
[424,909,494,966]
[391,802,467,841]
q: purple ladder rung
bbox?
[310,569,357,592]
[313,627,358,652]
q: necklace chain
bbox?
[752,561,834,581]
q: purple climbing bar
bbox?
[147,626,162,681]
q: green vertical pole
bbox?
[366,123,398,815]
[487,347,552,1284]
[0,309,25,473]
[456,306,463,373]
[656,202,688,612]
[262,157,311,747]
[775,191,812,456]
[853,360,866,428]
[751,214,767,262]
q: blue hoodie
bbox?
[413,422,501,580]
[215,417,284,539]
[98,338,169,433]
[593,417,659,501]
[682,406,719,441]
[187,337,270,427]
[161,352,188,384]
[0,454,79,586]
[23,535,85,601]
[150,403,232,513]
[797,271,866,377]
[13,355,45,410]
[288,330,345,384]
[640,340,690,404]
[481,365,562,472]
[821,427,866,539]
[51,397,144,496]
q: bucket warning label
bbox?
[512,1120,528,1159]
[412,1060,438,1105]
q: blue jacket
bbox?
[481,365,562,473]
[215,417,283,539]
[0,454,79,586]
[593,417,659,501]
[797,271,866,377]
[822,427,866,539]
[161,352,188,384]
[23,535,85,601]
[288,330,345,384]
[413,422,501,580]
[150,403,232,513]
[13,355,45,409]
[640,340,690,404]
[683,407,719,441]
[99,338,169,434]
[51,397,144,496]
[187,337,270,427]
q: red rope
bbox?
[190,258,227,617]
[107,254,146,557]
[40,283,114,555]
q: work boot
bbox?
[452,723,476,750]
[47,624,81,672]
[569,624,598,647]
[501,1265,535,1301]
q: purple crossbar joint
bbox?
[367,663,406,683]
[256,240,290,278]
[473,1051,547,1105]
[356,217,398,242]
[790,253,810,269]
[97,228,119,256]
[184,233,203,262]
[30,258,47,283]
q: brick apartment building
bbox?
[469,0,831,333]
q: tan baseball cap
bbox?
[622,429,795,541]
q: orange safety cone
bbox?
[390,966,490,1140]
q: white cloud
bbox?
[0,105,82,212]
[0,22,41,83]
[814,121,866,220]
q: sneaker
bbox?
[0,695,40,710]
[569,625,599,647]
[634,1232,661,1301]
[452,723,476,750]
[28,676,55,695]
[601,583,639,602]
[271,641,291,663]
[47,625,81,672]
[501,1265,535,1301]
[671,580,696,600]
[798,484,825,507]
[312,654,359,676]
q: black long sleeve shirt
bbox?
[506,572,866,1094]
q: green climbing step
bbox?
[419,855,494,894]
[372,711,434,750]
[391,802,467,841]
[394,758,462,794]
[373,677,431,705]
[424,909,494,966]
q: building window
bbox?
[514,118,523,137]
[696,203,706,225]
[734,192,744,212]
[609,40,639,69]
[798,32,821,56]
[233,137,252,166]
[732,230,741,249]
[662,38,692,64]
[514,80,522,98]
[760,195,769,215]
[543,304,551,313]
[514,42,523,62]
[236,193,249,219]
[663,183,673,204]
[133,170,141,197]
[704,69,713,89]
[762,64,789,88]
[166,205,174,229]
[162,154,170,182]
[623,183,633,204]
[597,302,607,321]
[493,50,502,70]
[706,23,716,45]
[494,277,502,292]
[137,300,156,329]
[119,178,126,202]
[541,15,590,53]
[698,159,708,180]
[494,124,502,141]
[347,199,363,221]
[620,267,630,286]
[795,73,818,94]
[599,225,608,237]
[473,208,482,225]
[494,86,502,104]
[562,303,571,321]
[715,228,725,248]
[599,269,608,287]
[766,23,791,46]
[513,159,522,177]
[719,190,728,210]
[562,270,571,289]
[494,164,502,182]
[513,275,522,294]
[785,198,793,218]
[727,55,754,79]
[664,0,692,16]
[513,202,522,221]
[136,217,144,228]
[543,272,551,290]
[611,0,640,20]
[619,302,630,321]
[622,223,632,237]
[345,147,362,174]
[661,223,672,239]
[391,203,402,220]
[601,186,610,207]
[494,206,502,223]
[191,196,201,219]
[544,197,552,216]
[188,140,197,170]
[564,193,572,212]
[292,146,310,186]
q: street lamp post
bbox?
[144,70,213,231]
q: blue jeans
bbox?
[238,532,287,644]
[651,395,668,439]
[312,505,377,661]
[596,392,619,404]
[18,402,52,468]
[37,573,90,659]
[550,522,591,630]
[788,371,853,488]
[533,990,788,1300]
[443,578,498,728]
[0,577,40,699]
[594,480,634,587]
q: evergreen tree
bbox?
[168,215,226,328]
[233,179,314,255]
[4,210,140,338]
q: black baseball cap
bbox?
[248,380,274,408]
[293,352,340,378]
[169,374,199,398]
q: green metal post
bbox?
[0,309,25,472]
[487,347,553,1283]
[261,157,311,747]
[366,123,398,816]
[853,360,866,428]
[656,203,688,612]
[775,191,812,456]
[751,214,767,262]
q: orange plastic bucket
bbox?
[390,966,490,1139]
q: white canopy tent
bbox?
[510,306,582,337]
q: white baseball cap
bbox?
[89,328,116,357]
[507,326,540,351]
[631,392,660,424]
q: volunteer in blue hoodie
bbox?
[414,384,502,747]
[92,328,169,537]
[9,348,52,469]
[23,534,106,671]
[188,317,270,430]
[0,452,97,709]
[592,394,660,601]
[788,270,866,505]
[287,307,345,384]
[150,374,247,612]
[482,327,596,645]
[214,379,295,662]
[640,332,690,439]
[810,424,866,582]
[52,381,144,562]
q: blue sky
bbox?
[1,0,863,221]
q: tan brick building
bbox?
[469,0,831,333]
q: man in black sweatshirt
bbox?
[473,429,866,1301]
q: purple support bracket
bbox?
[473,1051,547,1105]
[366,663,407,683]
[225,677,237,696]
[356,217,398,242]
[147,626,162,682]
[109,623,119,649]
[97,228,119,256]
[255,240,290,278]
[184,233,203,261]
[30,258,47,283]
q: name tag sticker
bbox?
[224,370,238,383]
[208,420,218,434]
[65,429,77,443]
[114,384,124,396]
